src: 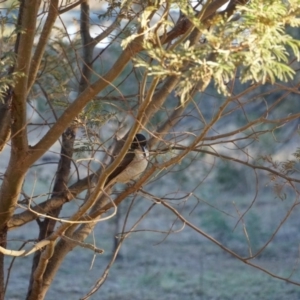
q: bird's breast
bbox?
[114,150,148,184]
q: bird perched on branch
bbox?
[105,133,149,187]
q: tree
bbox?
[0,0,300,299]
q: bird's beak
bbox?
[142,145,149,158]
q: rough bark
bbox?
[0,229,7,300]
[0,92,12,153]
[26,2,92,297]
[0,0,40,230]
[26,126,76,298]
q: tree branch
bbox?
[58,0,85,14]
[27,0,59,92]
[159,197,300,286]
[0,0,40,230]
[8,173,96,230]
[27,39,142,166]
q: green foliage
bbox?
[81,100,114,127]
[0,1,25,102]
[292,147,300,161]
[256,150,300,200]
[0,50,24,103]
[98,0,122,19]
[129,0,300,104]
[75,101,116,158]
[33,31,81,108]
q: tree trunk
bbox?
[0,228,7,300]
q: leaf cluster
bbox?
[133,0,300,104]
[33,29,81,108]
[0,50,24,103]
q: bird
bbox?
[105,133,149,187]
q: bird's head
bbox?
[131,133,147,152]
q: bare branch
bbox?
[159,197,300,286]
[58,0,84,14]
[27,0,59,92]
